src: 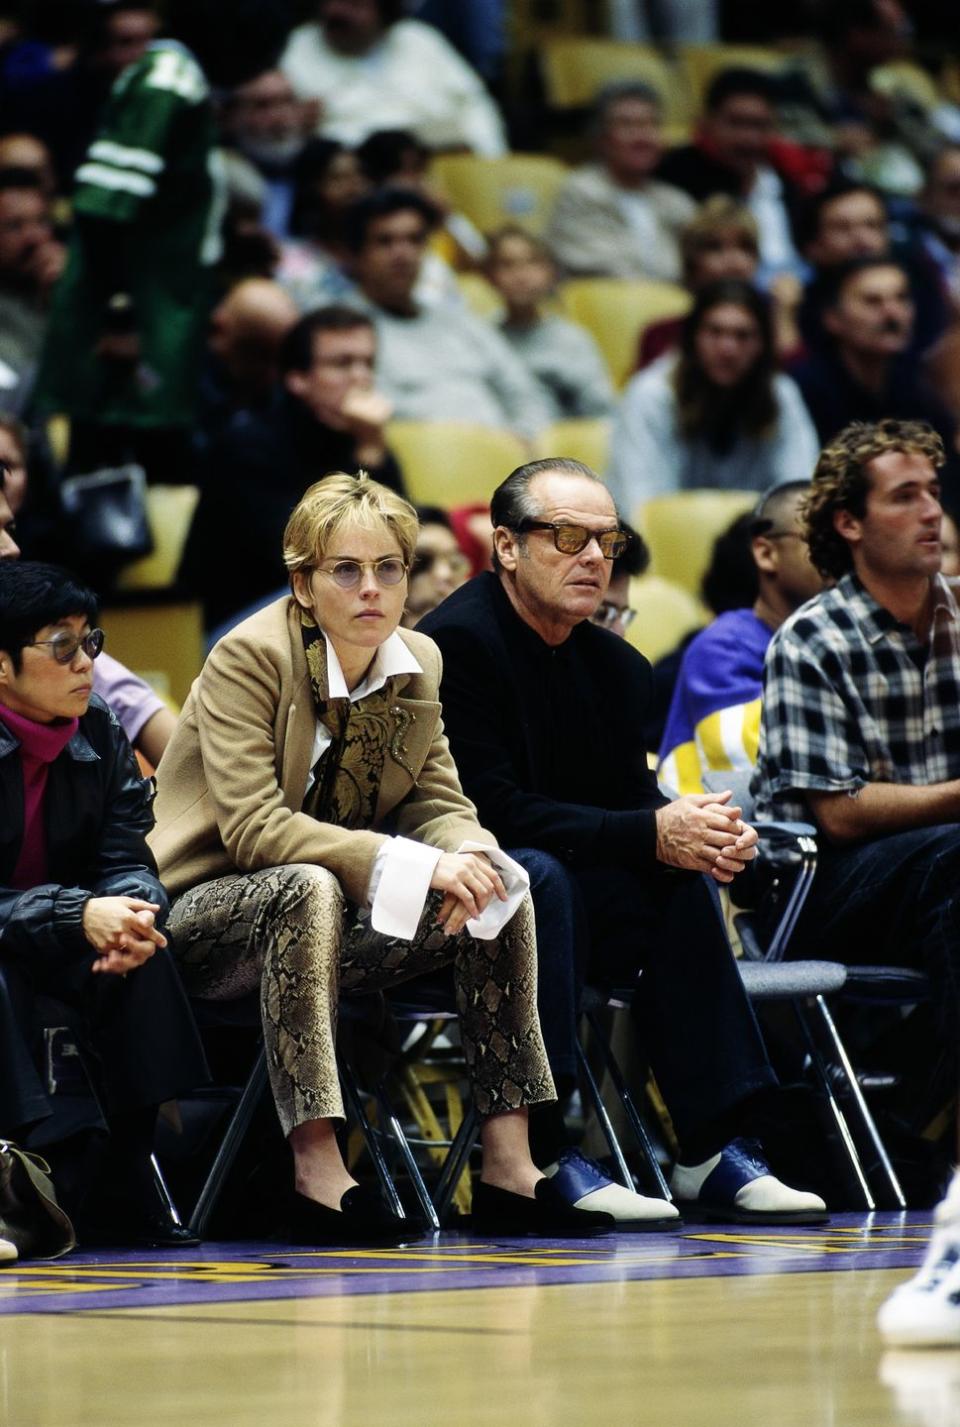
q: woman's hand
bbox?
[430,852,508,937]
[82,896,167,974]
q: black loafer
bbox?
[288,1185,426,1246]
[471,1177,614,1237]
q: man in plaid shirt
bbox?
[750,418,960,1346]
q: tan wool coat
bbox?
[149,597,496,905]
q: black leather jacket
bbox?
[0,695,167,971]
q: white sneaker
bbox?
[0,1236,17,1264]
[878,1173,960,1348]
[546,1150,680,1229]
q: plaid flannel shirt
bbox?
[751,573,960,824]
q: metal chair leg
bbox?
[584,1008,672,1200]
[433,1103,479,1223]
[375,1083,441,1231]
[791,1001,875,1211]
[338,1053,406,1219]
[190,1044,269,1238]
[811,994,907,1209]
[575,1037,633,1190]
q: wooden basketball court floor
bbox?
[3,1211,955,1427]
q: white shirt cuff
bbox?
[456,841,530,941]
[369,837,442,940]
[368,839,530,942]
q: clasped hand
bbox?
[655,790,758,884]
[82,896,167,974]
[429,852,508,937]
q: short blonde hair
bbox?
[681,196,759,283]
[283,470,419,574]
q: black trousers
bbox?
[0,946,209,1136]
[516,855,777,1154]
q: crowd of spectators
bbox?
[4,1,960,1328]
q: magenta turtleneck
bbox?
[0,705,79,889]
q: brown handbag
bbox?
[0,1139,76,1260]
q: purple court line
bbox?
[0,1212,931,1317]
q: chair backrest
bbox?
[558,278,692,388]
[99,599,204,707]
[541,38,694,141]
[430,153,569,236]
[455,271,503,319]
[634,488,756,595]
[676,42,793,108]
[115,484,200,592]
[534,417,611,473]
[386,421,528,508]
[625,573,706,664]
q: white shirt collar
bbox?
[323,629,423,703]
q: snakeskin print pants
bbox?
[167,864,555,1137]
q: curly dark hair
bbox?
[804,419,945,579]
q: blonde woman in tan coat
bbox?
[151,472,610,1244]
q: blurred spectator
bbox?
[0,169,65,412]
[32,0,290,482]
[546,82,695,282]
[607,279,819,514]
[277,137,461,311]
[642,508,763,753]
[485,226,615,421]
[658,481,823,794]
[181,305,402,631]
[789,256,959,485]
[589,519,649,638]
[608,0,717,41]
[941,506,960,577]
[196,278,299,455]
[346,187,552,438]
[912,145,960,312]
[636,196,803,369]
[220,68,315,238]
[281,0,508,155]
[658,68,827,279]
[402,505,471,627]
[794,177,946,355]
[0,134,57,199]
[0,458,176,769]
[0,3,158,183]
[356,127,486,267]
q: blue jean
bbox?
[791,823,960,1084]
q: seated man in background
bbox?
[546,81,695,283]
[485,226,615,422]
[421,456,827,1226]
[589,519,649,640]
[182,304,402,633]
[753,420,960,1314]
[345,187,551,439]
[402,506,471,628]
[0,560,207,1249]
[0,167,65,411]
[790,257,959,495]
[659,482,823,794]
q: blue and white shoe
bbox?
[545,1149,680,1230]
[670,1138,828,1225]
[0,1236,15,1264]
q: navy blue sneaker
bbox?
[670,1138,828,1224]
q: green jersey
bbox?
[36,40,224,430]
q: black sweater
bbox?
[419,572,667,870]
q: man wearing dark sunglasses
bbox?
[420,457,826,1228]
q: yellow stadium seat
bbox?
[535,418,611,473]
[455,271,503,318]
[677,43,792,106]
[386,422,528,508]
[99,599,204,708]
[430,153,569,236]
[625,573,707,664]
[541,38,694,141]
[870,60,943,113]
[115,484,199,592]
[634,489,757,596]
[558,278,692,388]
